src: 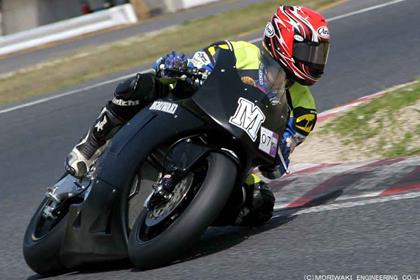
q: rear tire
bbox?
[128,152,237,269]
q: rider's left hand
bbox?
[259,143,290,179]
[259,117,307,179]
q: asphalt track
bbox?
[1,0,420,279]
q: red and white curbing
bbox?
[287,80,419,174]
[317,80,418,122]
[274,82,420,210]
[273,155,420,211]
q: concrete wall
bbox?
[0,4,138,56]
[84,0,129,12]
[37,0,82,26]
[2,0,82,35]
[2,0,38,35]
[144,0,169,15]
[0,0,220,35]
[163,0,219,13]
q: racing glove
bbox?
[259,117,306,179]
[152,51,209,87]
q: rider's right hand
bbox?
[153,51,189,82]
[152,51,208,88]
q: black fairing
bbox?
[59,49,288,266]
[61,107,205,267]
[191,49,288,165]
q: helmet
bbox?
[263,6,330,85]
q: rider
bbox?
[65,6,330,226]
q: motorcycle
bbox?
[23,49,288,275]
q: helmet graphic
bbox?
[263,6,331,85]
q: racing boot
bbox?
[235,174,275,226]
[65,106,124,178]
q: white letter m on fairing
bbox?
[229,97,266,142]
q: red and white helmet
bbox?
[263,6,330,85]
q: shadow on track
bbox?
[130,189,343,272]
[26,259,133,279]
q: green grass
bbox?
[321,81,420,158]
[0,0,340,105]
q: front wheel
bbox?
[23,197,68,276]
[128,152,237,269]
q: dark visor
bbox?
[293,41,330,65]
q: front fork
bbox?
[43,174,92,219]
[144,137,220,210]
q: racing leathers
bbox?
[66,40,317,226]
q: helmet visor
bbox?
[293,41,330,66]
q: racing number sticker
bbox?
[259,127,279,157]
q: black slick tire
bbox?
[23,198,68,276]
[128,152,237,269]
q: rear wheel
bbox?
[128,152,237,269]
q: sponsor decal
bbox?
[258,66,264,87]
[95,115,107,132]
[189,51,211,68]
[265,22,275,38]
[241,76,256,86]
[317,26,330,39]
[149,101,178,114]
[112,98,140,107]
[229,98,266,142]
[259,127,279,158]
[295,113,316,134]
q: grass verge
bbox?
[292,81,420,163]
[0,0,340,105]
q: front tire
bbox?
[128,152,237,269]
[23,198,68,276]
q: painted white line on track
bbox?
[334,191,384,201]
[326,0,407,22]
[0,70,150,114]
[248,0,408,43]
[272,191,420,217]
[0,0,408,115]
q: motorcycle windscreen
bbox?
[254,54,288,102]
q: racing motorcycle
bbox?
[23,49,288,275]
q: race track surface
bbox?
[0,0,420,279]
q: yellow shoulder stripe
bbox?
[288,83,316,110]
[230,41,261,70]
